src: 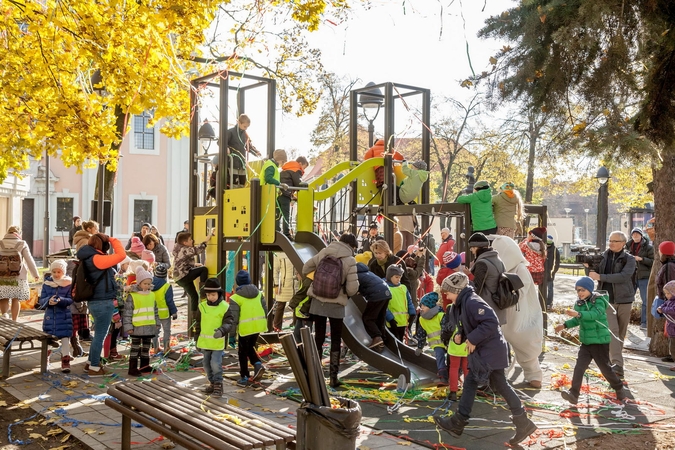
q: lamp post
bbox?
[91,70,107,234]
[198,119,218,204]
[595,166,611,252]
[564,208,571,218]
[358,82,383,148]
[584,208,589,241]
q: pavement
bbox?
[1,274,674,450]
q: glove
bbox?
[213,329,224,339]
[279,183,289,191]
[172,314,178,320]
[414,348,422,357]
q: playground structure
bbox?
[187,71,548,384]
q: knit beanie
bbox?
[130,236,145,255]
[659,241,675,257]
[386,264,404,283]
[129,260,148,274]
[529,227,547,240]
[50,259,67,272]
[500,182,515,191]
[120,255,132,267]
[134,267,153,285]
[468,232,490,248]
[420,292,439,309]
[236,270,251,286]
[664,280,675,297]
[575,276,595,294]
[154,264,168,279]
[412,160,427,171]
[474,180,490,190]
[141,249,155,265]
[443,251,462,270]
[202,277,224,293]
[441,272,469,294]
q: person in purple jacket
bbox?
[656,280,675,371]
[434,272,537,446]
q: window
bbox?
[133,199,153,233]
[133,111,155,150]
[56,197,73,232]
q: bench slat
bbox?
[121,382,267,448]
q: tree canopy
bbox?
[0,0,352,181]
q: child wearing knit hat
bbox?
[151,264,177,354]
[39,259,74,373]
[123,267,160,376]
[655,281,675,371]
[129,236,145,258]
[414,292,450,386]
[657,241,675,304]
[384,264,415,342]
[554,277,630,404]
[436,251,463,307]
[519,228,547,285]
[436,277,470,400]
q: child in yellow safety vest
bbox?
[288,271,314,343]
[198,278,235,398]
[230,270,268,387]
[151,264,178,354]
[415,292,449,386]
[385,264,416,342]
[123,267,160,376]
[259,149,288,234]
[440,292,469,402]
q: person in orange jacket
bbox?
[364,139,404,188]
[278,156,309,239]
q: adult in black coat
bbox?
[545,236,561,311]
[356,263,392,351]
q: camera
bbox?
[575,249,603,273]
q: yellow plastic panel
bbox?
[192,213,218,277]
[223,188,251,238]
[260,183,277,244]
[296,189,315,233]
[357,168,381,206]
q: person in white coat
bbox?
[491,235,544,388]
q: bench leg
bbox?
[40,340,49,374]
[2,345,11,378]
[121,415,131,450]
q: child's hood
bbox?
[152,276,167,291]
[236,284,260,299]
[421,305,442,320]
[281,161,304,174]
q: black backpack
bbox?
[479,259,524,310]
[71,258,106,302]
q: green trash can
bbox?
[296,397,362,450]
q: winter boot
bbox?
[434,412,469,438]
[128,358,141,377]
[109,349,124,360]
[139,357,153,373]
[250,362,266,382]
[61,356,71,373]
[71,335,86,357]
[509,411,538,445]
[448,391,458,401]
[615,386,631,401]
[212,382,223,398]
[561,389,579,405]
[203,383,214,394]
[329,351,343,388]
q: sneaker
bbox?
[368,336,384,349]
[662,356,674,363]
[561,390,579,405]
[448,391,457,401]
[251,362,266,382]
[88,366,108,377]
[1,313,10,320]
[203,383,214,394]
[615,386,630,401]
[237,377,249,387]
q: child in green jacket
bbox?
[554,277,630,404]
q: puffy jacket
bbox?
[279,161,304,198]
[151,243,172,269]
[625,236,654,280]
[563,292,611,345]
[659,298,675,337]
[274,252,296,303]
[76,237,126,301]
[303,241,359,307]
[457,189,497,232]
[491,192,522,229]
[355,263,391,302]
[39,276,73,338]
[398,162,429,204]
[435,236,455,267]
[597,249,637,304]
[471,249,508,325]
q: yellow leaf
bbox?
[540,14,546,23]
[60,433,71,443]
[372,430,384,435]
[83,428,97,435]
[0,401,6,407]
[489,56,498,65]
[46,429,63,436]
[571,122,587,134]
[228,398,240,407]
[397,442,411,446]
[29,433,48,441]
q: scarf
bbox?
[44,276,72,288]
[503,190,515,198]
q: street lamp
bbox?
[595,166,611,251]
[584,208,589,241]
[358,82,383,147]
[564,208,571,218]
[197,119,218,204]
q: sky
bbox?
[274,0,511,153]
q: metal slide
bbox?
[272,231,438,385]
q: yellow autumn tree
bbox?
[0,0,353,184]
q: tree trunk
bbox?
[525,119,537,203]
[648,155,675,356]
[93,106,126,232]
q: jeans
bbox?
[434,346,448,377]
[458,368,524,419]
[547,280,555,308]
[428,260,435,276]
[87,300,115,368]
[203,349,224,383]
[177,267,208,312]
[637,278,648,326]
[570,343,622,395]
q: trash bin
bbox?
[296,397,362,450]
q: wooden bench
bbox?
[559,263,585,276]
[105,378,296,450]
[0,317,59,378]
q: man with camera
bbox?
[587,231,636,378]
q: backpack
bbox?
[311,255,344,299]
[71,258,107,302]
[479,259,524,310]
[0,240,24,279]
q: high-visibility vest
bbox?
[447,325,468,357]
[130,292,156,327]
[419,312,446,350]
[197,301,229,351]
[387,285,409,327]
[259,159,279,186]
[154,283,171,319]
[231,292,267,336]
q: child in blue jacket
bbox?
[39,260,74,373]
